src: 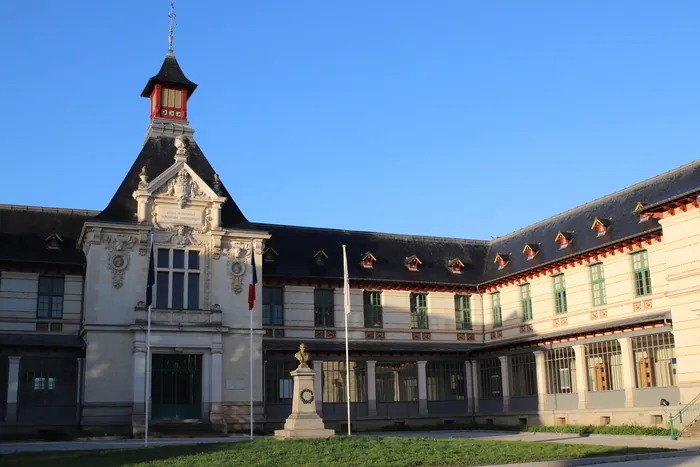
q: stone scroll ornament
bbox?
[224,243,249,294]
[105,235,136,289]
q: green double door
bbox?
[151,354,202,420]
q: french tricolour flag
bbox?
[248,241,257,311]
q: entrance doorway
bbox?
[151,354,202,420]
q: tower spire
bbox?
[167,1,176,54]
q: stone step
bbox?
[135,420,227,438]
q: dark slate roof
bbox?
[481,160,700,283]
[96,136,250,228]
[251,223,489,285]
[0,205,96,266]
[141,53,198,98]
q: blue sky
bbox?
[1,1,698,239]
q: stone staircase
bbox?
[135,420,227,438]
[681,421,700,439]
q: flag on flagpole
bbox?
[248,243,258,311]
[144,231,155,447]
[343,247,351,316]
[342,245,351,435]
[145,232,155,307]
[248,241,257,440]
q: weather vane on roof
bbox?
[168,0,176,54]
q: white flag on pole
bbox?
[343,247,351,316]
[342,245,351,435]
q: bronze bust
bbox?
[294,343,310,369]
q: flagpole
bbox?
[342,245,351,436]
[250,240,255,441]
[145,304,152,447]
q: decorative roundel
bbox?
[300,389,314,404]
[176,111,182,117]
[161,109,167,115]
[168,110,175,116]
[230,260,246,277]
[110,253,128,271]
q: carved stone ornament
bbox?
[224,242,250,294]
[174,135,190,156]
[105,234,137,289]
[138,166,148,190]
[152,212,208,246]
[155,168,207,208]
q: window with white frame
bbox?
[585,340,623,392]
[545,347,577,394]
[155,248,200,309]
[633,332,677,388]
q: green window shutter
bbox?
[314,288,335,327]
[553,274,568,314]
[455,294,472,330]
[632,251,652,297]
[520,283,533,321]
[410,292,429,329]
[492,292,502,328]
[589,263,607,306]
[363,291,383,328]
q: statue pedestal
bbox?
[274,367,335,439]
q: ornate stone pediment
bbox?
[155,168,208,208]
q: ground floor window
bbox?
[585,340,623,391]
[510,354,537,397]
[633,332,677,388]
[321,361,367,403]
[265,360,297,404]
[478,358,502,398]
[375,362,418,402]
[545,348,577,394]
[426,362,466,401]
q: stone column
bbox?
[618,337,637,408]
[533,351,547,411]
[313,359,323,416]
[367,360,377,416]
[210,348,224,424]
[472,361,480,413]
[131,346,146,426]
[417,360,428,416]
[499,356,510,412]
[5,356,20,423]
[465,361,474,415]
[573,344,588,410]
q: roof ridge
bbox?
[0,204,100,216]
[253,222,490,245]
[490,159,700,243]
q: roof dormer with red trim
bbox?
[360,251,377,269]
[313,250,328,266]
[448,258,465,274]
[405,255,422,271]
[555,230,573,249]
[494,253,510,270]
[263,247,278,263]
[45,233,63,250]
[591,217,611,236]
[635,202,650,222]
[522,243,540,260]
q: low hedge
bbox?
[376,422,669,436]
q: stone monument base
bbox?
[273,367,335,440]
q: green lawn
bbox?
[0,437,671,467]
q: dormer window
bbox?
[522,243,539,260]
[360,251,377,269]
[263,247,278,263]
[448,258,465,274]
[591,217,611,237]
[45,233,63,250]
[405,255,422,271]
[313,250,328,266]
[494,253,510,270]
[555,231,573,249]
[635,202,650,222]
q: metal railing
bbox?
[670,392,700,439]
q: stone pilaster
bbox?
[5,356,20,423]
[533,351,547,411]
[313,359,324,416]
[499,356,510,412]
[367,360,377,416]
[573,344,588,409]
[417,360,428,416]
[618,337,637,408]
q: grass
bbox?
[376,422,671,437]
[0,436,673,467]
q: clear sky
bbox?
[1,1,698,240]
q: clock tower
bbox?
[141,52,197,121]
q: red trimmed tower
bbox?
[141,51,198,121]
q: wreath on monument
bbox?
[300,389,315,404]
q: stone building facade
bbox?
[2,50,700,435]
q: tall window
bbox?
[479,358,502,398]
[491,292,502,328]
[314,288,334,327]
[510,354,537,397]
[590,263,607,306]
[265,360,296,404]
[363,291,383,328]
[410,293,429,329]
[455,295,472,330]
[156,249,200,309]
[375,362,418,402]
[427,362,466,401]
[263,286,284,326]
[632,250,652,297]
[553,274,568,314]
[633,332,677,388]
[161,88,183,108]
[545,348,577,394]
[321,361,367,403]
[37,276,64,319]
[585,340,623,391]
[520,283,533,321]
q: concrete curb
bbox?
[476,448,700,467]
